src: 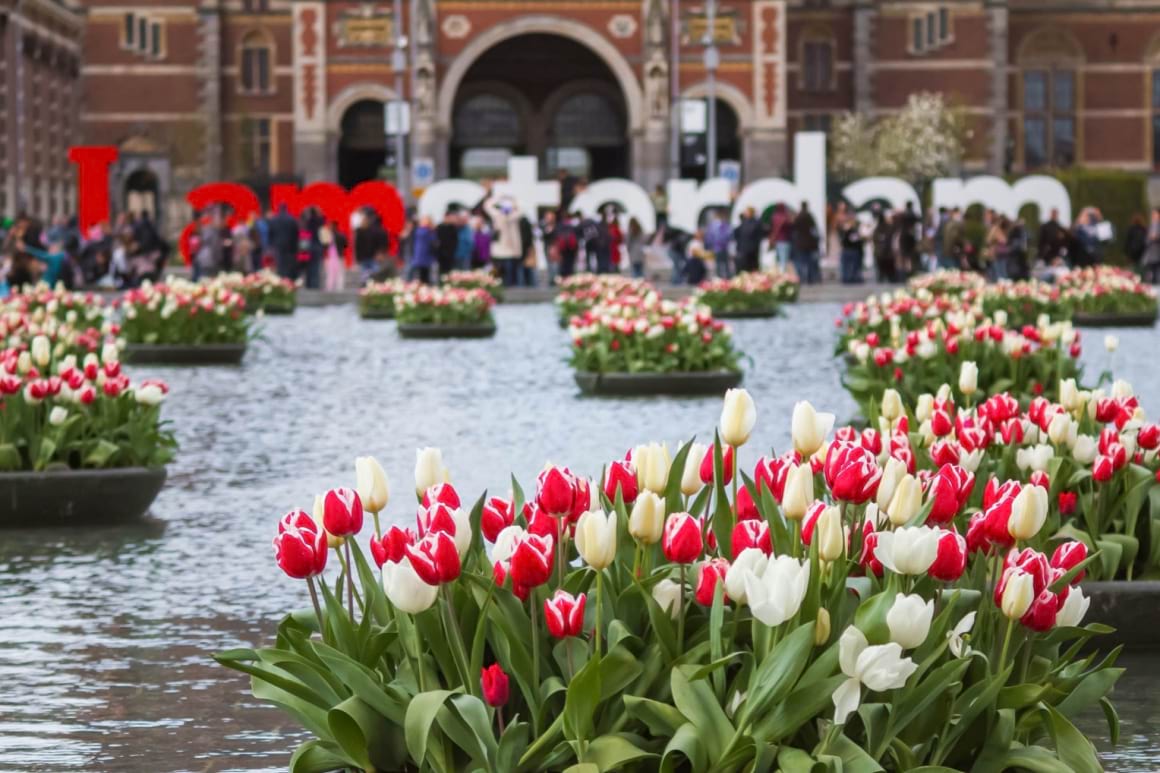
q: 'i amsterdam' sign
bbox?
[68,134,1072,263]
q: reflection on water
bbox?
[0,304,1157,771]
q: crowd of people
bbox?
[4,182,1160,295]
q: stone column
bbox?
[410,0,440,180]
[750,1,788,177]
[292,1,328,182]
[853,1,874,115]
[199,0,223,181]
[634,0,671,190]
[987,1,1009,174]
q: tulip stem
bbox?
[730,445,739,521]
[343,540,356,620]
[496,707,505,736]
[594,570,604,659]
[441,587,474,695]
[529,599,541,734]
[632,542,642,580]
[306,576,327,643]
[997,616,1016,676]
[372,511,382,539]
[677,564,687,653]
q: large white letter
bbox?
[492,157,560,217]
[731,132,826,233]
[665,178,732,233]
[569,180,656,234]
[842,177,921,215]
[932,175,1071,226]
[418,180,486,221]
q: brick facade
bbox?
[58,0,1160,227]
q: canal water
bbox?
[0,303,1157,771]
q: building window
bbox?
[1152,68,1160,168]
[248,118,272,173]
[802,40,834,93]
[240,32,272,94]
[121,12,164,59]
[243,0,269,11]
[803,114,832,133]
[910,6,953,55]
[1023,69,1075,168]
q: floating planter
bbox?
[116,278,252,365]
[0,321,176,529]
[395,286,496,339]
[554,273,654,327]
[1072,310,1157,328]
[569,293,743,397]
[444,269,504,302]
[358,279,419,320]
[218,390,1124,772]
[694,273,793,319]
[221,270,299,315]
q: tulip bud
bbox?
[1055,586,1090,628]
[731,518,772,557]
[575,510,618,570]
[791,401,835,457]
[273,510,328,579]
[636,442,671,493]
[1071,435,1097,464]
[817,506,844,562]
[355,456,390,514]
[694,558,731,606]
[814,607,831,645]
[1008,484,1048,541]
[384,560,439,613]
[999,569,1035,619]
[662,512,703,564]
[887,474,923,527]
[724,548,766,603]
[880,388,903,423]
[681,443,708,497]
[480,664,510,708]
[875,456,907,512]
[629,491,665,544]
[781,463,813,521]
[886,593,934,649]
[604,460,638,505]
[700,444,733,486]
[958,361,978,396]
[719,388,757,447]
[928,530,967,581]
[543,590,586,638]
[48,406,69,426]
[414,447,446,496]
[480,497,515,543]
[31,335,51,368]
[915,394,934,423]
[509,533,555,588]
[1104,335,1119,353]
[1047,413,1072,446]
[322,487,364,537]
[652,578,682,618]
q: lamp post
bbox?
[392,0,409,198]
[669,0,681,179]
[703,0,718,179]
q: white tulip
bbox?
[874,527,941,575]
[1000,570,1035,619]
[575,510,618,570]
[448,508,472,558]
[781,462,813,521]
[724,548,767,604]
[101,342,120,364]
[1059,378,1080,412]
[635,442,671,493]
[875,457,907,512]
[833,625,918,724]
[492,525,525,564]
[31,335,51,367]
[1072,435,1097,464]
[1015,444,1054,473]
[1112,379,1134,400]
[48,406,69,426]
[743,555,810,627]
[384,560,439,614]
[886,474,923,527]
[880,389,903,423]
[817,506,844,561]
[1055,587,1090,628]
[355,456,390,514]
[652,578,682,618]
[886,593,934,649]
[958,361,978,396]
[720,388,757,447]
[629,491,665,545]
[1047,413,1073,446]
[791,401,835,457]
[414,447,446,495]
[681,443,708,497]
[947,612,976,657]
[1104,335,1119,353]
[1008,484,1048,541]
[915,394,934,423]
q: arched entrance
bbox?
[449,33,630,180]
[124,168,159,220]
[679,98,743,182]
[338,99,388,188]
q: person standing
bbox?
[837,208,864,284]
[733,207,766,274]
[409,216,436,284]
[455,210,474,270]
[1007,218,1030,281]
[554,213,580,279]
[705,209,733,278]
[791,201,821,284]
[873,210,897,282]
[1037,208,1068,266]
[985,215,1010,281]
[626,217,646,279]
[471,216,492,270]
[606,209,624,275]
[1125,213,1148,269]
[770,204,793,272]
[484,194,523,286]
[435,207,461,279]
[897,201,920,277]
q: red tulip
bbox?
[800,500,826,545]
[418,502,459,538]
[1021,589,1059,632]
[492,560,529,601]
[509,533,554,588]
[1092,455,1115,483]
[526,504,559,540]
[1004,547,1052,596]
[273,510,328,579]
[422,482,461,510]
[929,439,961,468]
[1137,424,1160,451]
[604,460,638,505]
[998,418,1025,445]
[824,442,882,504]
[1028,470,1050,490]
[323,487,364,537]
[694,558,731,606]
[1050,541,1087,584]
[734,485,759,520]
[1057,491,1078,517]
[405,530,461,585]
[481,497,515,543]
[543,590,586,638]
[731,518,772,557]
[981,481,1020,549]
[931,409,954,437]
[860,522,883,577]
[480,664,510,707]
[662,513,703,564]
[537,466,577,518]
[928,530,967,582]
[371,525,414,567]
[754,452,799,502]
[700,445,733,485]
[966,512,990,554]
[927,464,975,525]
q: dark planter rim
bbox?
[574,369,743,396]
[123,342,248,365]
[397,322,497,339]
[1071,310,1157,328]
[0,465,167,528]
[708,307,781,319]
[359,307,397,319]
[1081,580,1160,649]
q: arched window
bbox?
[800,37,834,93]
[552,93,624,146]
[453,94,522,147]
[1017,29,1083,168]
[240,31,272,94]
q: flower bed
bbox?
[358,279,420,319]
[695,272,790,317]
[569,295,742,377]
[907,270,986,298]
[2,289,118,360]
[117,279,251,346]
[4,283,109,328]
[555,274,654,326]
[395,286,495,327]
[444,269,504,302]
[220,270,299,314]
[219,391,1121,771]
[1057,267,1158,323]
